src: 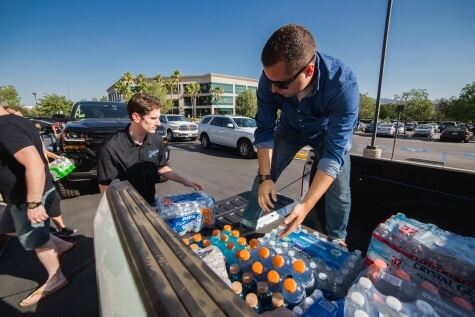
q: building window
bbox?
[235,85,246,95]
[210,82,233,93]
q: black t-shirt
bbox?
[97,125,168,204]
[0,114,54,203]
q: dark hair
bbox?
[261,24,317,75]
[127,93,161,119]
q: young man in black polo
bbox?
[97,94,203,204]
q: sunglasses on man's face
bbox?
[263,54,316,89]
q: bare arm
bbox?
[99,184,108,193]
[13,145,49,223]
[256,148,278,212]
[158,166,204,191]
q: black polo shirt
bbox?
[97,125,168,204]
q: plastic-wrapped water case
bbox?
[155,192,216,236]
[49,157,76,181]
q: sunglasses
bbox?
[263,54,316,89]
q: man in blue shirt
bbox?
[241,24,359,246]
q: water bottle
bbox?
[235,237,248,257]
[372,267,414,302]
[242,272,257,296]
[271,254,291,279]
[189,243,199,253]
[222,224,232,237]
[245,293,259,313]
[452,296,474,313]
[344,291,366,317]
[267,270,282,293]
[293,297,315,316]
[230,230,240,244]
[316,272,331,293]
[202,239,210,248]
[352,310,369,317]
[414,300,438,317]
[257,281,273,313]
[249,238,261,262]
[210,229,221,245]
[217,234,229,253]
[229,263,241,282]
[282,278,305,309]
[291,259,315,295]
[231,281,243,299]
[251,261,267,282]
[192,233,203,248]
[238,249,253,273]
[224,242,238,267]
[260,293,295,317]
[257,247,274,270]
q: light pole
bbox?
[32,92,38,106]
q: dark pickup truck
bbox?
[58,101,167,198]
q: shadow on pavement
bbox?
[169,140,256,160]
[0,235,99,317]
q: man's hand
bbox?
[183,179,204,191]
[27,205,49,224]
[278,203,310,237]
[258,180,277,212]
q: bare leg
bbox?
[51,215,66,229]
[49,233,74,255]
[20,239,68,306]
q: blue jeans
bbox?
[241,127,351,240]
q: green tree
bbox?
[170,70,182,114]
[99,96,109,102]
[133,73,148,93]
[235,90,257,118]
[395,89,435,122]
[359,93,375,120]
[115,72,134,102]
[36,94,74,117]
[0,85,21,107]
[211,86,223,104]
[185,82,201,118]
[379,103,397,121]
[143,77,173,114]
[457,82,475,124]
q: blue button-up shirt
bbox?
[254,52,359,178]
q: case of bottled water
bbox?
[49,156,76,181]
[155,192,216,236]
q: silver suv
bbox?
[159,114,198,141]
[198,115,256,158]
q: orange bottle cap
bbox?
[394,269,410,281]
[223,224,232,231]
[231,230,240,237]
[272,255,285,268]
[249,238,259,249]
[293,260,306,274]
[189,244,199,250]
[252,261,263,275]
[212,229,221,237]
[226,242,235,250]
[192,233,202,242]
[238,237,247,246]
[220,235,228,242]
[267,270,280,284]
[202,239,210,247]
[283,278,297,293]
[239,249,251,261]
[372,259,387,270]
[231,281,242,295]
[259,247,270,259]
[420,281,438,294]
[272,292,285,308]
[182,238,190,246]
[452,296,474,311]
[245,293,258,307]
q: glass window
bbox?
[200,117,212,124]
[235,85,246,94]
[210,82,233,93]
[159,115,167,123]
[222,118,233,127]
[210,117,223,126]
[233,117,256,128]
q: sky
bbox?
[1,0,474,106]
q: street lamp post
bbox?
[32,92,38,106]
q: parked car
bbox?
[413,124,435,138]
[376,123,396,137]
[405,122,417,131]
[198,115,256,158]
[159,114,198,141]
[364,122,376,133]
[440,126,471,143]
[439,121,457,132]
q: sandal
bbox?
[19,279,69,307]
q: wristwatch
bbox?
[26,202,42,209]
[258,174,272,184]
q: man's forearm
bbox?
[158,166,186,184]
[301,169,335,212]
[25,165,45,202]
[257,148,273,175]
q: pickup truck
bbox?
[159,114,198,142]
[58,101,168,198]
[94,153,475,316]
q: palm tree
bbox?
[185,82,201,118]
[211,86,224,114]
[134,74,148,93]
[115,72,134,101]
[171,70,182,114]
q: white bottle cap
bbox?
[292,306,303,316]
[354,310,369,317]
[288,250,296,257]
[416,300,436,314]
[358,277,372,290]
[350,292,365,307]
[309,261,317,270]
[304,297,315,306]
[318,273,328,280]
[281,241,289,248]
[386,296,402,311]
[311,289,323,299]
[275,247,283,255]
